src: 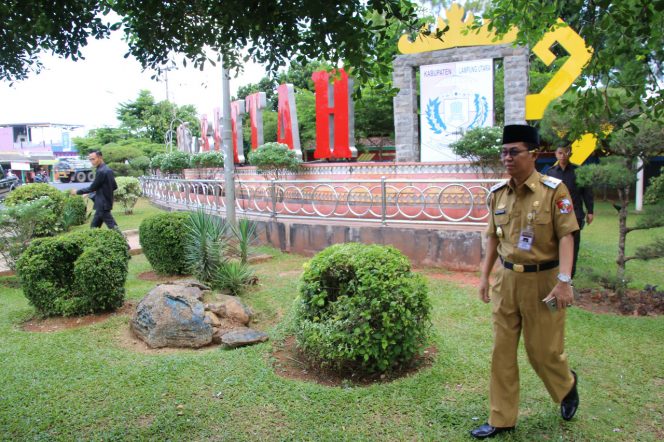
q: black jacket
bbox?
[546,163,594,226]
[77,163,117,211]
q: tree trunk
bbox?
[615,184,631,297]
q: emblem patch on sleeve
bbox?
[556,197,573,214]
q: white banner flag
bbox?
[420,59,494,162]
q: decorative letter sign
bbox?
[199,114,210,152]
[213,107,222,152]
[245,92,267,150]
[277,84,303,160]
[311,69,356,160]
[231,100,246,163]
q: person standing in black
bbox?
[71,150,118,229]
[546,147,594,278]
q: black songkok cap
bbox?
[502,124,540,148]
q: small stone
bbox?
[204,311,221,327]
[220,328,269,348]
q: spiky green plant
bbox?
[212,261,255,296]
[183,209,228,284]
[230,218,257,264]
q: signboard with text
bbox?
[420,59,494,162]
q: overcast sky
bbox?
[0,30,266,137]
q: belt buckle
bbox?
[513,264,525,273]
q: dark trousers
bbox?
[91,210,117,230]
[572,229,581,279]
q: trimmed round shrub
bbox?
[139,212,190,274]
[4,183,66,236]
[16,229,130,317]
[62,193,88,227]
[294,243,431,374]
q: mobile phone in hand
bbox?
[543,297,558,312]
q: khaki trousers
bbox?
[488,267,575,427]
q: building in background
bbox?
[0,122,81,182]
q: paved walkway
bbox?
[0,229,142,276]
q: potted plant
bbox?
[247,142,302,204]
[190,151,225,179]
[247,142,301,181]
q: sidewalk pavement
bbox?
[0,229,142,276]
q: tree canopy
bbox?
[1,0,422,86]
[116,90,199,144]
[482,0,664,140]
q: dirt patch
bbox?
[422,270,663,317]
[21,301,137,332]
[137,271,192,282]
[575,287,664,316]
[270,336,437,387]
[0,277,21,289]
[248,254,274,264]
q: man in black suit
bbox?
[71,150,118,229]
[546,147,594,278]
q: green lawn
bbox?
[71,197,165,232]
[574,201,664,290]
[1,249,662,441]
[1,198,662,440]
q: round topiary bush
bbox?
[139,212,190,275]
[4,183,66,236]
[16,229,130,317]
[294,243,432,374]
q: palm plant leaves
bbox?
[184,210,228,284]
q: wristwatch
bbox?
[557,273,572,284]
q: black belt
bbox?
[500,257,559,273]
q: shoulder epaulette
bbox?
[541,176,562,189]
[489,180,508,193]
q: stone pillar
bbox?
[393,58,419,162]
[502,47,529,125]
[392,44,529,162]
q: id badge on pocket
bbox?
[517,228,534,251]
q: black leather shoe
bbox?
[561,370,579,421]
[470,423,515,439]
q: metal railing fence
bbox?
[140,176,502,226]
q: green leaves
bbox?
[4,183,67,237]
[16,229,129,317]
[247,142,302,180]
[139,212,190,275]
[183,209,227,284]
[294,243,431,374]
[114,176,142,215]
[449,126,503,175]
[190,151,224,169]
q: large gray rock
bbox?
[132,283,213,348]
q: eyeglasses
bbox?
[500,148,529,158]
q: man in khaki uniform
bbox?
[471,125,580,439]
